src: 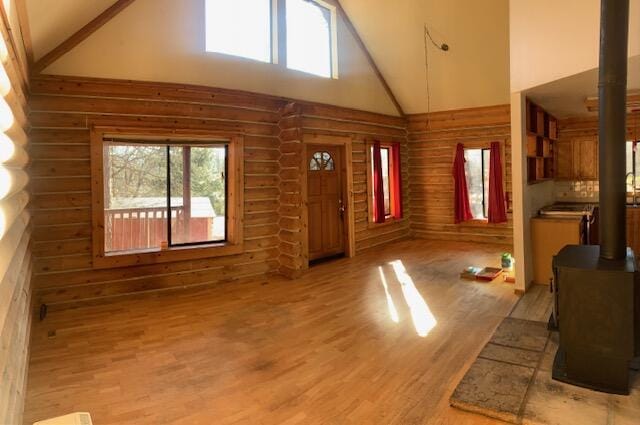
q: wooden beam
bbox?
[334,1,405,117]
[33,0,137,74]
[0,2,29,86]
[15,0,33,65]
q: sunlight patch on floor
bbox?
[387,260,437,337]
[378,266,400,323]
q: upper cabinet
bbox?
[555,137,598,181]
[526,100,558,184]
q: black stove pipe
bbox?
[598,0,630,261]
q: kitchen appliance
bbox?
[551,0,640,395]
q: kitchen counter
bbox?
[531,216,583,285]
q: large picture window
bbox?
[104,142,227,253]
[91,129,244,268]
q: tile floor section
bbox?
[450,318,640,424]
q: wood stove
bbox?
[551,0,640,395]
[552,245,639,394]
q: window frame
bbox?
[166,144,229,247]
[458,140,509,224]
[204,0,278,64]
[283,0,339,79]
[90,126,244,269]
[463,147,490,221]
[366,140,402,227]
[204,0,339,78]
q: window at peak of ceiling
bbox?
[203,0,338,79]
[205,0,273,63]
[286,0,335,78]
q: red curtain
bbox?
[372,142,386,223]
[452,143,473,224]
[391,143,403,219]
[488,141,508,223]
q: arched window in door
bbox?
[309,151,334,171]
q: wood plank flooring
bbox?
[509,284,553,323]
[24,239,521,425]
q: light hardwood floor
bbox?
[25,239,527,425]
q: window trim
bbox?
[365,140,403,227]
[90,126,244,269]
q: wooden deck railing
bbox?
[105,206,184,252]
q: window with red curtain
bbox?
[487,141,507,223]
[458,143,507,223]
[370,142,403,223]
[453,143,473,223]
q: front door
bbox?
[307,145,345,261]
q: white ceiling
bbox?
[340,0,510,113]
[26,0,115,60]
[24,0,512,115]
[527,55,640,119]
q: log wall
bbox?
[278,103,305,277]
[29,76,282,305]
[407,105,513,245]
[28,75,410,303]
[0,7,33,425]
[298,103,410,252]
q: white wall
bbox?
[510,0,640,92]
[42,0,399,116]
[341,0,510,113]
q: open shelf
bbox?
[526,100,558,183]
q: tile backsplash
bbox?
[555,180,600,202]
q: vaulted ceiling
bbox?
[23,0,511,115]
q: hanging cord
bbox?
[423,25,431,119]
[423,25,450,128]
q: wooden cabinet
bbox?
[574,138,598,180]
[555,137,598,180]
[555,140,573,180]
[531,217,583,285]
